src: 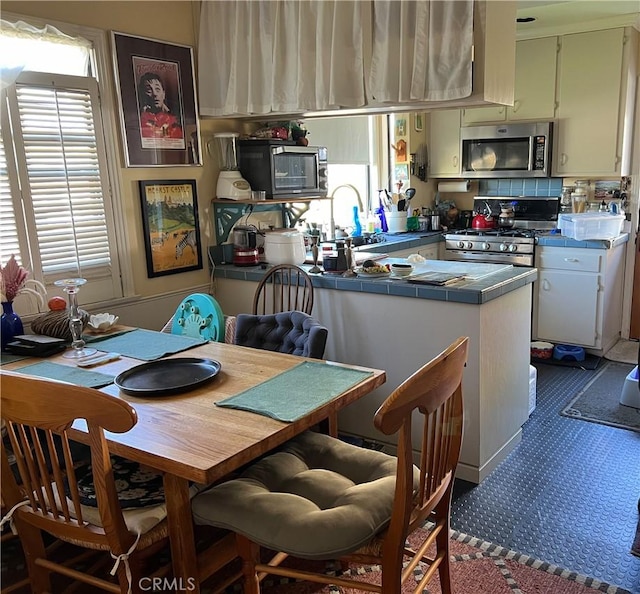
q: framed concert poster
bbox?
[112,32,203,167]
[138,180,203,278]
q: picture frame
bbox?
[112,32,202,167]
[138,180,203,278]
[414,113,424,133]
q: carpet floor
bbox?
[560,361,640,432]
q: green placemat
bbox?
[0,353,29,365]
[81,328,205,361]
[216,361,374,422]
[83,328,135,343]
[14,362,115,388]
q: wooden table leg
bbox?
[163,473,200,593]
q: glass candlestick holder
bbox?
[54,278,97,359]
[342,237,357,277]
[309,235,323,274]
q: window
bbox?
[0,18,125,314]
[304,115,390,238]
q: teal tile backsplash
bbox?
[480,178,562,197]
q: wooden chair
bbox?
[252,264,314,315]
[0,371,173,594]
[192,336,469,594]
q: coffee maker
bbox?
[232,225,259,266]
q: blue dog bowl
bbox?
[553,344,586,362]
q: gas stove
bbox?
[443,196,559,267]
[444,229,536,267]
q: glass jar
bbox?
[571,180,588,213]
[560,186,574,213]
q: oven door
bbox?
[271,146,327,196]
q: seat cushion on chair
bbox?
[192,431,419,560]
[234,311,327,359]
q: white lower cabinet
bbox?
[533,245,625,353]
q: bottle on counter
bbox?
[560,186,574,213]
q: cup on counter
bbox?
[251,190,266,201]
[430,214,441,231]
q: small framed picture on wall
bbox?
[138,180,203,278]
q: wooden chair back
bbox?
[252,264,314,315]
[0,371,142,591]
[372,335,468,590]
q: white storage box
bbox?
[620,365,639,409]
[558,213,624,241]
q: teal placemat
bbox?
[0,353,29,365]
[14,362,115,388]
[81,328,205,361]
[216,361,374,422]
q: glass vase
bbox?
[1,301,24,351]
[54,278,96,359]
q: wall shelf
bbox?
[211,196,332,244]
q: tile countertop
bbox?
[213,230,537,306]
[535,231,629,249]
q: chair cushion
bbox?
[68,456,165,509]
[234,311,327,359]
[192,431,419,560]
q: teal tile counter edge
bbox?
[210,231,537,306]
[536,232,629,249]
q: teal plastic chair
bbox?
[168,293,225,342]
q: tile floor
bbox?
[451,361,640,593]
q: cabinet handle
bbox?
[542,279,550,291]
[564,258,579,262]
[453,156,458,168]
[560,153,568,166]
[511,100,520,113]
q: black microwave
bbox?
[237,140,328,199]
[460,122,553,178]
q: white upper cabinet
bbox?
[428,109,462,178]
[553,27,637,177]
[462,37,558,125]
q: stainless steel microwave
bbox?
[460,122,553,178]
[237,140,328,199]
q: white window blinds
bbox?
[1,71,122,310]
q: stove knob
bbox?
[466,241,473,250]
[499,243,508,252]
[457,241,465,249]
[482,242,491,250]
[508,244,518,253]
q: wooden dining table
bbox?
[4,333,386,592]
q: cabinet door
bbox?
[554,28,624,176]
[428,110,461,177]
[536,270,599,347]
[461,37,557,125]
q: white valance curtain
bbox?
[198,0,473,117]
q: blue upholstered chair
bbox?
[233,310,327,359]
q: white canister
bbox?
[386,211,408,234]
[263,230,306,265]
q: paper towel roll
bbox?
[438,181,470,193]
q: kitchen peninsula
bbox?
[211,235,536,484]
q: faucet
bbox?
[329,184,364,239]
[330,184,364,211]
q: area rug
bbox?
[237,527,631,594]
[561,361,640,432]
[532,353,602,370]
[605,338,639,365]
